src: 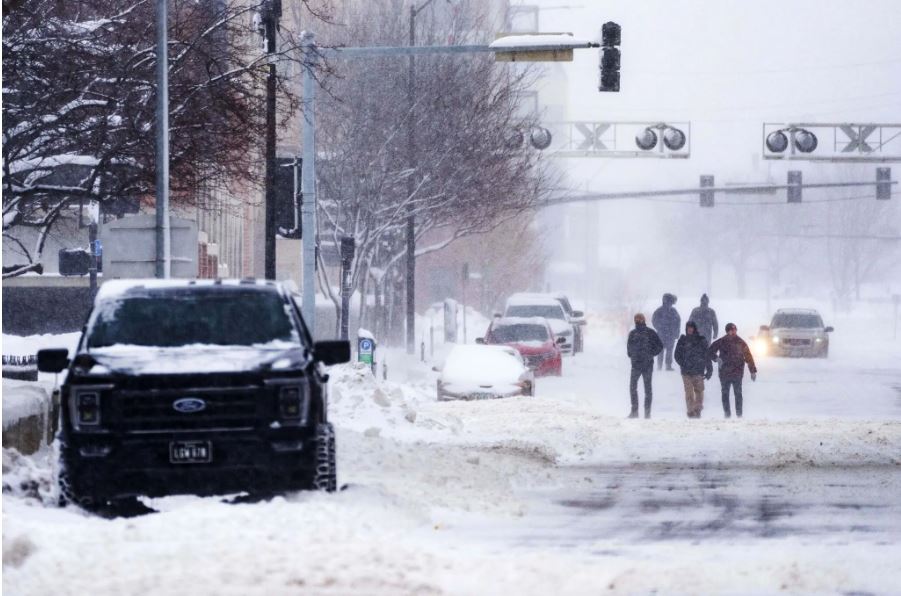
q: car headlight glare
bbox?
[815,337,823,343]
[772,336,780,344]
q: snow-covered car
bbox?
[36,279,350,512]
[551,293,586,353]
[479,317,563,376]
[503,293,576,354]
[756,308,833,358]
[436,344,535,400]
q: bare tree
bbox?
[312,0,556,334]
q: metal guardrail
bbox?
[2,354,38,381]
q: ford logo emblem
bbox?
[173,398,206,413]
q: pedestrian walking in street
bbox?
[689,294,719,342]
[652,293,681,371]
[627,313,663,419]
[674,321,713,418]
[707,323,757,418]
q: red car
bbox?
[479,317,563,376]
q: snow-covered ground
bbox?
[3,305,901,595]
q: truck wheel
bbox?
[313,423,337,493]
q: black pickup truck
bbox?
[37,279,349,512]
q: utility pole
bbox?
[300,32,318,336]
[154,0,170,278]
[263,0,281,280]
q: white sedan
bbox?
[436,344,535,401]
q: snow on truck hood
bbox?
[86,341,305,375]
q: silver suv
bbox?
[759,308,833,358]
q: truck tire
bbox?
[313,423,337,493]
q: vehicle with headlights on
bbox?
[36,279,350,512]
[756,308,833,358]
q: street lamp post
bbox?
[154,0,170,278]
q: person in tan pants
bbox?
[674,321,714,418]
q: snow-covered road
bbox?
[3,318,901,595]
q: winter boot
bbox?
[627,410,639,419]
[644,409,651,419]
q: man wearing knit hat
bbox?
[626,313,663,418]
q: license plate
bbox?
[169,440,212,464]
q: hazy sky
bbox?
[517,0,901,300]
[528,0,901,188]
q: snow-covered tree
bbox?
[2,0,321,277]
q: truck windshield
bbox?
[491,324,549,343]
[86,289,298,348]
[506,305,565,320]
[771,313,823,328]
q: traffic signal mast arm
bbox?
[546,175,896,207]
[327,39,600,59]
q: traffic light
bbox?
[599,22,621,92]
[700,175,714,208]
[787,170,802,203]
[275,156,301,238]
[876,167,892,200]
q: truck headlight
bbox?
[278,382,310,423]
[772,336,780,344]
[69,386,110,430]
[815,337,823,343]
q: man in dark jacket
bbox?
[627,313,663,419]
[707,323,758,418]
[674,321,713,418]
[651,293,681,371]
[688,294,719,343]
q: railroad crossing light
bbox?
[599,21,621,92]
[530,127,553,150]
[766,130,789,153]
[699,175,714,208]
[787,170,802,203]
[876,167,892,200]
[794,129,818,153]
[663,127,686,151]
[635,127,657,151]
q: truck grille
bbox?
[113,387,263,432]
[783,338,812,346]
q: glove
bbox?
[705,371,712,380]
[751,372,757,382]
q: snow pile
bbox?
[2,447,56,504]
[328,362,463,439]
[1,381,51,430]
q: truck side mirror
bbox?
[475,337,485,344]
[759,325,770,333]
[825,326,834,333]
[556,337,566,345]
[313,341,351,365]
[572,310,584,318]
[37,349,69,373]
